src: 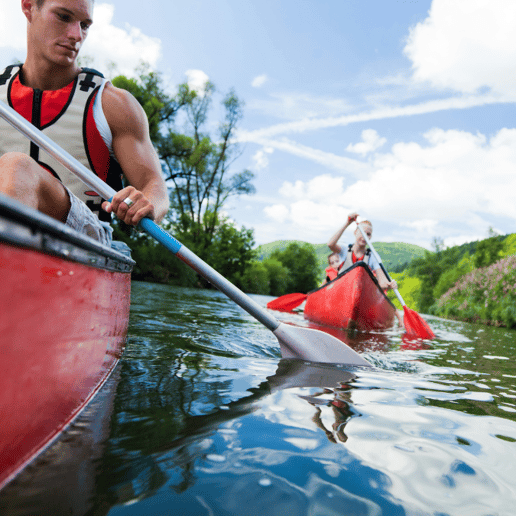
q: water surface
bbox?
[2,281,516,515]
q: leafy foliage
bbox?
[262,258,290,296]
[472,232,504,269]
[436,255,516,327]
[238,244,318,296]
[238,261,270,295]
[270,243,319,294]
[157,82,255,249]
[409,246,463,312]
[111,67,256,288]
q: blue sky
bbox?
[2,0,516,249]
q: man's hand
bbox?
[102,186,155,225]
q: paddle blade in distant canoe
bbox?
[267,293,307,312]
[403,306,435,339]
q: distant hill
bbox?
[256,240,427,273]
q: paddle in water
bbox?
[0,100,372,367]
[355,223,435,339]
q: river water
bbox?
[2,281,516,515]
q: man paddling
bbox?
[0,0,169,247]
[328,212,398,291]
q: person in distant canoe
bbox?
[327,212,398,291]
[0,0,169,249]
[321,252,341,285]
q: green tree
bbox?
[473,228,504,268]
[433,253,473,300]
[112,65,195,142]
[271,243,319,293]
[409,242,461,312]
[238,261,270,295]
[111,67,256,287]
[262,258,290,296]
[158,82,255,248]
[199,214,256,286]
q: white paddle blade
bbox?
[273,323,372,367]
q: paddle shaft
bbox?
[356,223,407,307]
[0,100,280,331]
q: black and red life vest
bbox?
[0,64,123,221]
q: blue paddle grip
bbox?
[138,217,182,254]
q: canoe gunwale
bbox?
[0,193,134,273]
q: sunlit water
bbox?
[2,281,516,515]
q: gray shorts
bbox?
[65,188,132,257]
[65,187,113,246]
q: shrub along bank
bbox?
[390,233,516,328]
[435,255,516,327]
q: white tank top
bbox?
[93,81,115,157]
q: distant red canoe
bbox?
[304,262,396,331]
[0,194,134,490]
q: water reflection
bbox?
[2,282,516,515]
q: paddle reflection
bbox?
[305,320,392,354]
[85,357,361,510]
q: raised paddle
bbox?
[267,292,307,312]
[355,222,435,339]
[0,100,372,367]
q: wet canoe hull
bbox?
[0,194,133,490]
[304,262,396,331]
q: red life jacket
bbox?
[0,64,123,221]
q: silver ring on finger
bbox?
[123,197,134,208]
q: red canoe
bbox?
[304,262,396,331]
[0,194,133,490]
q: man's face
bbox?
[25,0,93,68]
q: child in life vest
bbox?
[322,252,341,285]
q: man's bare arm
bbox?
[328,212,358,253]
[101,84,169,225]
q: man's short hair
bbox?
[35,0,94,7]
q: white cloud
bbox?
[239,92,510,142]
[82,4,161,76]
[346,129,387,156]
[185,69,210,95]
[279,175,345,203]
[262,175,352,241]
[0,0,26,51]
[252,147,274,171]
[251,74,268,88]
[240,135,370,176]
[247,92,353,121]
[262,199,350,243]
[264,204,289,223]
[404,0,516,95]
[259,127,516,245]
